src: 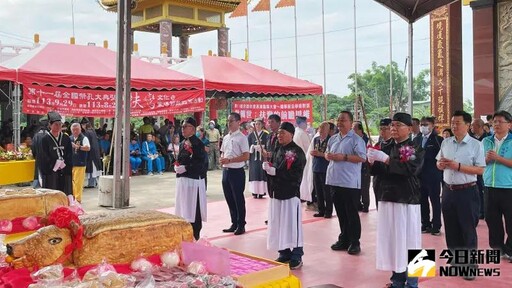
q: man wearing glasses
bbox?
[220,112,250,235]
[174,117,208,240]
[436,110,486,281]
[482,111,512,261]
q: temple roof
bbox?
[100,0,241,12]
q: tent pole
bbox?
[112,0,126,209]
[389,10,393,118]
[120,0,132,208]
[321,0,327,121]
[12,82,21,149]
[408,22,413,116]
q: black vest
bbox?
[70,134,88,167]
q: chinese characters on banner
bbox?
[232,100,313,124]
[22,84,205,117]
[430,7,450,127]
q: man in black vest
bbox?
[70,122,90,202]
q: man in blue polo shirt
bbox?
[436,110,486,281]
[326,111,367,255]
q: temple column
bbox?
[429,1,463,127]
[160,20,172,57]
[217,27,229,57]
[471,0,497,117]
[179,35,190,59]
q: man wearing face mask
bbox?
[413,116,444,235]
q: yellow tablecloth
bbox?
[255,275,301,288]
[0,160,35,185]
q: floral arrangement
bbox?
[284,150,296,170]
[0,150,32,161]
[398,145,416,163]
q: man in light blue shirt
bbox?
[325,111,367,255]
[436,110,485,281]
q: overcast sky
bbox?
[0,0,474,100]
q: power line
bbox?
[230,19,401,45]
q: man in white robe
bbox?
[263,122,306,270]
[368,113,425,288]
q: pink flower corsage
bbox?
[183,140,193,155]
[285,150,296,170]
[399,145,416,163]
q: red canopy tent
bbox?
[171,55,323,96]
[0,65,15,82]
[0,42,204,117]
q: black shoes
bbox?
[289,260,303,270]
[331,241,350,251]
[234,227,246,235]
[431,228,441,236]
[222,226,237,233]
[275,256,291,263]
[324,214,332,218]
[347,244,361,255]
[313,213,324,217]
[421,226,432,234]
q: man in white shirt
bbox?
[220,112,250,235]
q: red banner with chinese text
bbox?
[232,100,313,124]
[22,84,205,117]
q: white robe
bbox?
[267,197,304,251]
[299,132,318,201]
[175,177,207,223]
[376,201,421,273]
[293,127,312,154]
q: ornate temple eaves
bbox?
[100,0,241,11]
[99,0,241,35]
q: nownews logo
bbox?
[408,249,501,278]
[407,249,436,277]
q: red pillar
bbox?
[471,0,496,118]
[209,98,218,120]
[194,112,202,126]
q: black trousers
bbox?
[332,186,361,245]
[477,175,485,218]
[191,192,202,240]
[313,172,332,215]
[485,187,512,255]
[222,168,246,228]
[442,185,479,250]
[420,180,442,230]
[360,169,371,209]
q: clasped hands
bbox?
[367,148,389,164]
[437,157,459,170]
[262,162,276,176]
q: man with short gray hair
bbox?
[70,122,90,202]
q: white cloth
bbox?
[368,148,389,163]
[249,181,268,196]
[175,165,186,174]
[267,197,303,251]
[220,130,250,169]
[376,201,421,273]
[175,177,207,223]
[299,132,317,201]
[293,127,312,154]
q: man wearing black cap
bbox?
[38,111,73,196]
[372,118,392,209]
[175,117,208,240]
[368,112,424,288]
[263,122,306,270]
[220,112,250,235]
